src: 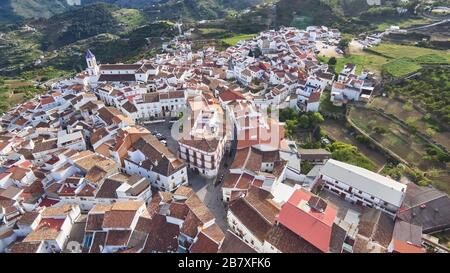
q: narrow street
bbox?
[188,170,228,231]
[146,120,232,231]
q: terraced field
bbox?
[370,97,450,151]
[349,106,450,193]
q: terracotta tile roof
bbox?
[357,207,394,248]
[17,212,40,226]
[102,210,137,229]
[122,101,137,113]
[24,227,60,242]
[229,197,272,242]
[218,89,246,102]
[134,216,153,233]
[392,239,426,253]
[98,74,136,82]
[202,223,225,243]
[189,231,220,253]
[106,230,132,246]
[181,210,202,238]
[265,224,321,253]
[9,241,42,253]
[142,214,179,253]
[186,194,215,224]
[131,135,185,176]
[111,200,145,211]
[86,214,105,231]
[218,230,256,253]
[89,232,107,253]
[169,202,190,220]
[179,138,220,153]
[95,179,121,199]
[174,186,194,199]
[41,204,75,217]
[77,183,96,197]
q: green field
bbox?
[374,18,433,31]
[370,44,450,61]
[112,9,147,32]
[199,28,228,35]
[221,34,257,46]
[323,43,450,78]
[321,54,389,75]
[321,119,388,171]
[370,97,450,149]
[350,107,430,166]
[0,66,73,113]
[349,107,449,194]
[381,58,423,78]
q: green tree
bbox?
[327,141,376,171]
[310,112,324,125]
[328,57,337,66]
[297,114,311,129]
[338,38,350,50]
[374,126,387,134]
[285,119,298,136]
[279,108,297,122]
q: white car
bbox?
[160,140,167,146]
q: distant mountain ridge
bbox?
[0,0,266,24]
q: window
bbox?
[359,190,362,194]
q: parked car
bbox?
[160,140,167,146]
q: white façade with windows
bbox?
[314,159,406,216]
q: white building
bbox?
[123,135,188,192]
[315,159,407,216]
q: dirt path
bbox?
[316,41,342,58]
[349,39,367,55]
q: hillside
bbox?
[0,0,268,25]
[34,3,121,50]
[0,0,76,23]
[0,4,176,74]
[145,0,268,21]
[81,0,161,9]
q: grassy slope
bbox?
[320,43,450,78]
[349,106,450,194]
[221,33,257,46]
[9,0,71,19]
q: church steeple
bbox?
[85,49,99,76]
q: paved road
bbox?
[188,169,229,231]
[144,120,179,155]
[406,18,450,31]
[146,120,231,230]
[187,149,235,232]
